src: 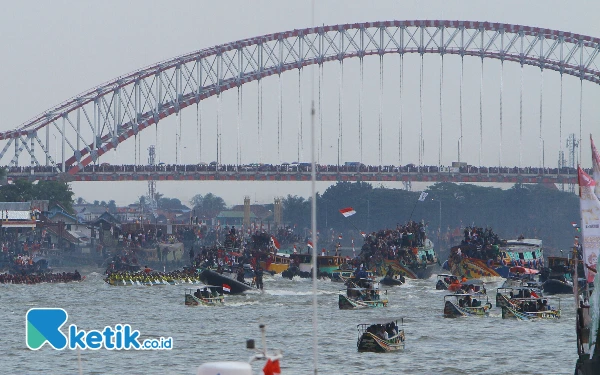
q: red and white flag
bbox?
[307,241,313,248]
[222,284,231,293]
[339,207,356,217]
[338,234,343,240]
[270,235,280,250]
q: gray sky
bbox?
[1,0,599,206]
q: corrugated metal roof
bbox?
[0,202,30,211]
[4,211,32,220]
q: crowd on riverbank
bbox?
[0,270,82,284]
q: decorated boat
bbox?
[443,293,492,318]
[501,297,561,320]
[198,269,257,294]
[339,277,388,309]
[185,286,225,306]
[358,222,439,280]
[357,320,405,352]
[446,229,544,280]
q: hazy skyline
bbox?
[1,0,599,206]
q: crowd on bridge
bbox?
[6,164,587,176]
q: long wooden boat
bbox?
[339,278,388,310]
[357,321,405,352]
[496,286,543,308]
[501,298,561,320]
[185,287,225,306]
[339,292,388,309]
[443,294,492,318]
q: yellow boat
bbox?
[259,254,291,274]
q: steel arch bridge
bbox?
[2,20,600,178]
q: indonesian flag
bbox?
[578,167,600,282]
[338,234,343,240]
[307,241,313,248]
[271,236,280,250]
[339,207,356,217]
[591,134,600,199]
[263,359,281,375]
[360,231,366,238]
[223,284,231,293]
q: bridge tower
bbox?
[273,197,282,229]
[566,134,579,194]
[558,150,567,192]
[147,145,157,211]
[243,196,251,227]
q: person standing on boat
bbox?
[255,266,264,290]
[236,266,245,282]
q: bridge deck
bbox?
[6,169,578,184]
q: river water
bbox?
[1,268,576,374]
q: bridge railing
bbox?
[4,164,585,176]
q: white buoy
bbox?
[196,362,252,375]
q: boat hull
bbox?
[339,294,388,310]
[198,269,255,294]
[357,332,405,352]
[185,293,224,306]
[443,301,490,318]
[448,258,501,279]
[543,279,573,295]
[501,305,560,320]
[379,276,404,286]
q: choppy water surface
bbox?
[1,269,576,374]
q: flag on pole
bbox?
[339,207,356,217]
[307,241,313,248]
[418,192,429,201]
[360,231,366,238]
[338,234,343,240]
[222,284,231,293]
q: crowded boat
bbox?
[356,320,405,352]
